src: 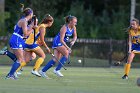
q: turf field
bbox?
[0,66,140,93]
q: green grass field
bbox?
[0,66,140,93]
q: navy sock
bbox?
[8,61,20,75]
[55,56,67,71]
[42,60,55,72]
[6,51,17,61]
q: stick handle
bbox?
[50,53,67,70]
[67,45,73,64]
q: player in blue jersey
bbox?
[5,8,34,79]
[39,15,77,78]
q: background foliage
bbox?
[2,0,139,39]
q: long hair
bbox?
[132,18,139,25]
[40,14,53,24]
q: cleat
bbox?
[31,70,41,77]
[0,46,7,55]
[14,72,19,78]
[5,74,17,80]
[39,70,51,79]
[122,74,128,79]
[16,71,22,75]
[20,67,23,71]
[53,69,64,77]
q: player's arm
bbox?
[60,25,71,51]
[20,19,33,37]
[70,26,77,46]
[36,38,43,46]
[39,27,50,53]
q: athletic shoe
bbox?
[16,71,22,75]
[5,74,17,80]
[0,46,7,55]
[20,67,23,71]
[14,72,19,78]
[122,74,128,79]
[39,70,51,79]
[31,70,41,77]
[53,69,64,77]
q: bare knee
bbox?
[25,58,30,63]
[41,54,46,59]
[127,53,135,63]
[17,57,24,63]
[65,51,69,58]
[53,58,57,62]
[60,49,69,58]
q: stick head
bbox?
[114,61,121,66]
[50,53,54,56]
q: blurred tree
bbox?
[0,12,10,36]
[4,0,133,39]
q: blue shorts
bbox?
[131,43,140,53]
[24,43,40,51]
[52,37,63,49]
[9,34,25,49]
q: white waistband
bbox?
[13,32,23,38]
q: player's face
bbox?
[29,12,33,20]
[131,21,138,29]
[48,21,53,27]
[70,18,77,27]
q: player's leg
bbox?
[54,46,69,77]
[0,47,17,61]
[6,49,24,79]
[16,51,33,73]
[122,52,135,79]
[0,46,8,55]
[31,52,37,60]
[31,47,45,77]
[39,49,61,78]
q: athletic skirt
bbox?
[24,43,40,51]
[9,34,25,49]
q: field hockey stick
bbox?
[67,44,73,64]
[114,54,128,66]
[114,27,130,66]
[114,44,138,66]
[50,52,67,70]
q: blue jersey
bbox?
[52,25,74,48]
[13,24,24,37]
[9,18,26,49]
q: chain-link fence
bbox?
[1,37,140,67]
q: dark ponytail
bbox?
[40,14,53,24]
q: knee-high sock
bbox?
[33,57,44,71]
[55,56,67,71]
[6,51,17,61]
[16,62,26,72]
[8,61,20,75]
[42,60,55,72]
[124,63,131,75]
